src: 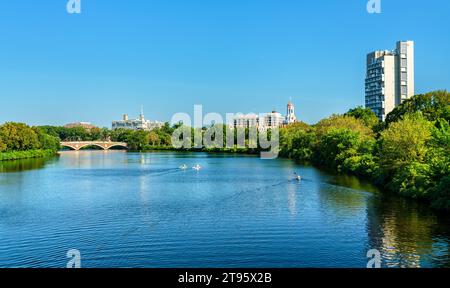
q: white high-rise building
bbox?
[365,41,415,121]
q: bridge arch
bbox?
[106,143,128,150]
[60,141,128,151]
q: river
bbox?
[0,151,449,268]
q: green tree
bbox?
[0,122,41,151]
[0,136,6,152]
[148,131,160,146]
[315,115,374,139]
[37,125,98,141]
[389,162,433,199]
[100,128,111,141]
[385,90,450,126]
[89,127,103,141]
[345,106,379,129]
[313,128,364,169]
[126,130,150,150]
[110,128,133,143]
[341,154,379,178]
[378,113,434,171]
[428,120,450,210]
[280,122,310,151]
[32,127,60,151]
[431,176,450,211]
[284,129,315,161]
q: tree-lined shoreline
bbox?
[0,122,60,161]
[1,91,449,211]
[279,91,449,211]
[0,149,56,161]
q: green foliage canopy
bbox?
[0,122,41,151]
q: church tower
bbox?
[286,100,297,124]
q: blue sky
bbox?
[0,0,449,127]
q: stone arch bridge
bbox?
[60,141,128,151]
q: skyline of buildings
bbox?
[3,1,448,128]
[62,100,298,131]
[365,41,415,121]
[112,108,165,131]
[233,101,298,130]
[63,41,418,129]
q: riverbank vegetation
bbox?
[0,123,60,161]
[0,149,57,161]
[38,90,446,211]
[2,90,448,211]
[38,122,176,151]
[279,90,450,211]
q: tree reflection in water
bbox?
[367,193,450,268]
[318,172,450,268]
[0,156,56,173]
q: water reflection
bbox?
[367,194,450,268]
[0,157,55,173]
[1,151,449,268]
[317,172,450,268]
[317,181,369,217]
[286,183,297,217]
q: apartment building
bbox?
[365,41,414,121]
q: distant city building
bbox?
[284,101,297,125]
[233,101,297,130]
[233,113,259,129]
[64,122,97,131]
[365,41,415,121]
[262,111,285,129]
[112,109,164,131]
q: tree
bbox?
[280,127,315,161]
[126,130,150,150]
[32,127,60,151]
[385,90,450,126]
[378,113,434,171]
[0,122,41,151]
[100,128,111,141]
[0,136,6,152]
[431,176,450,211]
[37,125,101,141]
[389,162,433,199]
[428,120,450,210]
[284,121,311,131]
[341,154,379,178]
[345,106,379,129]
[315,115,374,139]
[110,128,133,143]
[313,128,364,169]
[89,127,102,141]
[148,131,160,146]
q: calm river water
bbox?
[1,151,449,268]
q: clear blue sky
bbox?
[0,0,449,127]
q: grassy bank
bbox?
[0,149,57,162]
